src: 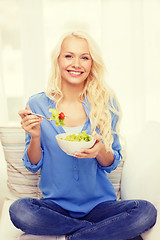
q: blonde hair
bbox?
[46,31,122,152]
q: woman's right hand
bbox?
[18,105,42,138]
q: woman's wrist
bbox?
[96,143,114,167]
[31,135,41,141]
[27,136,42,165]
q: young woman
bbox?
[9,31,157,240]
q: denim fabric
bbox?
[9,198,157,240]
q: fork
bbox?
[29,112,67,121]
[28,112,52,121]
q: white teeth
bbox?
[69,71,82,75]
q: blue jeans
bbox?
[9,198,157,240]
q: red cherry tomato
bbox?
[59,112,65,119]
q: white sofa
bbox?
[121,121,160,240]
[0,121,160,240]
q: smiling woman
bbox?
[0,1,159,239]
[8,30,157,240]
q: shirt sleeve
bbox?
[22,97,44,173]
[22,131,44,173]
[98,99,123,173]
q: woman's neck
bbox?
[61,82,84,103]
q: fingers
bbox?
[80,148,93,154]
[21,115,42,128]
[18,105,41,125]
[74,136,103,159]
[74,142,100,159]
[22,119,42,132]
[20,114,42,137]
[93,134,102,142]
[74,151,97,159]
[19,106,42,132]
[26,105,31,111]
[18,105,32,119]
[18,106,42,137]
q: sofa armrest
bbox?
[121,121,160,240]
[0,141,8,218]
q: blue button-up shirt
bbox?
[23,92,122,218]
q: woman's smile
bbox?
[67,70,84,77]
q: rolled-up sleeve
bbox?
[22,132,43,173]
[98,100,123,173]
[100,135,122,173]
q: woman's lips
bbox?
[67,70,83,77]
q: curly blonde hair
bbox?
[46,31,122,152]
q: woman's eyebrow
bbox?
[81,53,90,55]
[64,52,90,55]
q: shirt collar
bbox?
[82,97,90,117]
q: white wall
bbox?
[0,34,8,124]
[101,0,146,135]
[143,0,160,122]
[20,0,46,101]
[101,0,160,135]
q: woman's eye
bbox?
[65,55,72,58]
[82,56,89,60]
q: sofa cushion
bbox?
[0,126,42,200]
[107,159,124,200]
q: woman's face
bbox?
[58,36,92,86]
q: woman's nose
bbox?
[72,57,81,68]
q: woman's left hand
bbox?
[74,134,103,159]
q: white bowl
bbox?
[56,133,96,156]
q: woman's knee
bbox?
[9,198,34,229]
[136,200,157,231]
[9,198,30,216]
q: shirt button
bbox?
[74,168,76,170]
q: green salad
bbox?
[49,108,65,126]
[62,131,92,142]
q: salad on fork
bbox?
[29,108,65,126]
